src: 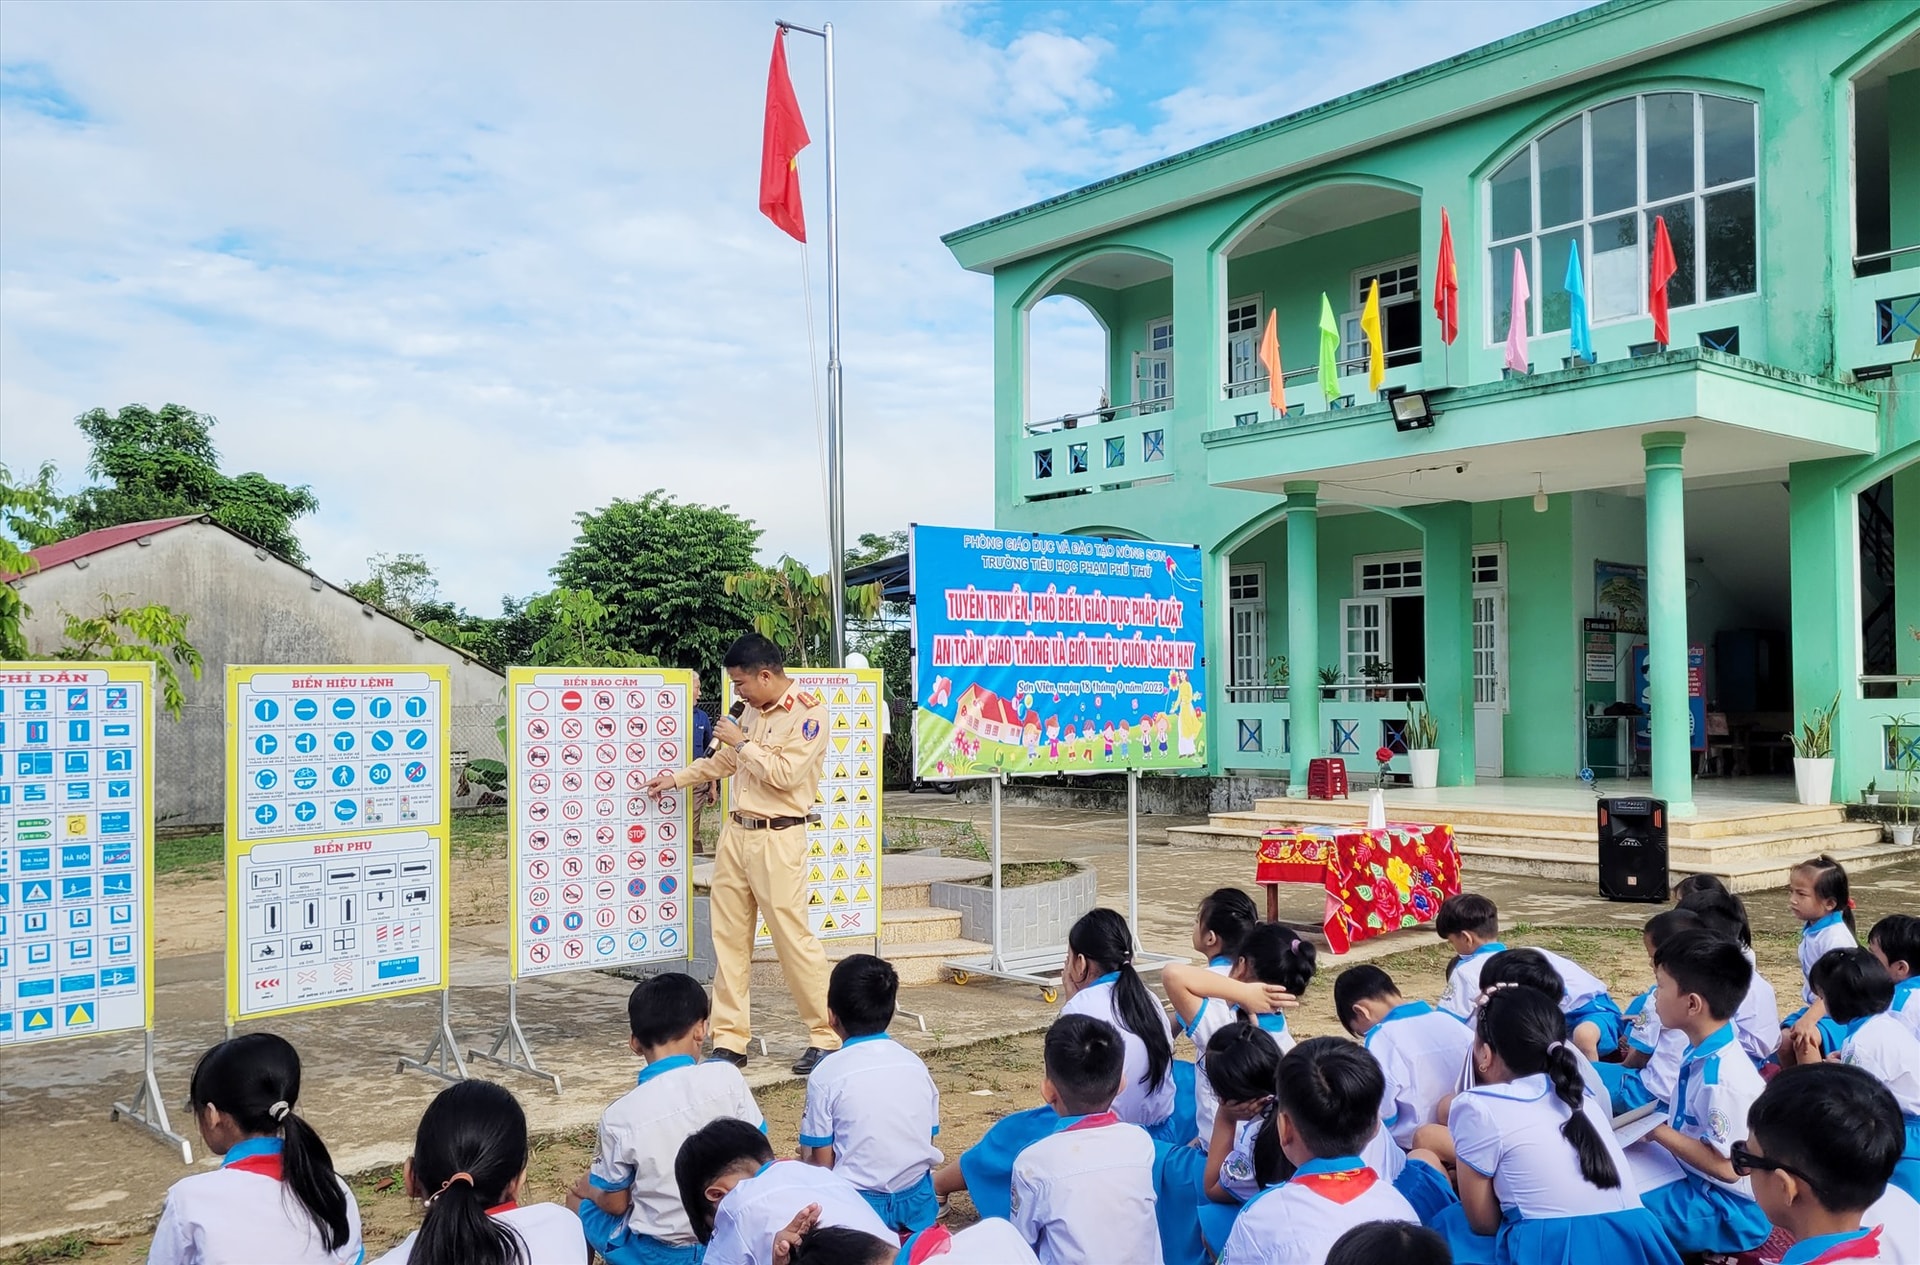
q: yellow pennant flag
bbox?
[1257,309,1286,414]
[1360,279,1385,392]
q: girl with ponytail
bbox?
[1434,988,1681,1265]
[149,1033,363,1265]
[371,1080,587,1264]
[1161,921,1313,1143]
[1060,907,1181,1141]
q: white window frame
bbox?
[1224,294,1263,398]
[1481,91,1761,346]
[1340,597,1388,687]
[1355,549,1426,595]
[1228,564,1268,687]
[1134,315,1174,413]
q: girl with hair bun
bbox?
[370,1079,588,1264]
[149,1033,363,1265]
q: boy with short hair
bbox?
[1432,891,1623,1060]
[1741,1063,1910,1264]
[1219,1037,1419,1265]
[571,973,765,1264]
[1332,964,1472,1149]
[798,954,943,1233]
[1631,929,1772,1257]
[1010,1014,1163,1265]
[1596,908,1699,1114]
[1867,914,1920,1040]
[1807,948,1920,1200]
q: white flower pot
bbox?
[1793,757,1835,806]
[1408,748,1440,789]
[1864,793,1880,805]
[1893,824,1916,850]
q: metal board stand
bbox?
[112,1028,193,1164]
[397,989,469,1084]
[469,982,561,1094]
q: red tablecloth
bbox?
[1255,821,1461,953]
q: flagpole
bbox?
[779,18,847,666]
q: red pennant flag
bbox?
[1433,208,1459,347]
[1649,214,1676,347]
[760,30,810,242]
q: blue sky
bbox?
[0,0,1590,611]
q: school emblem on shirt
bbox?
[1707,1107,1731,1143]
[802,719,820,739]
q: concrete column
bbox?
[1643,433,1695,817]
[1285,482,1321,796]
[1409,501,1477,785]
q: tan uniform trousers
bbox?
[708,816,836,1051]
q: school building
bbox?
[942,0,1919,860]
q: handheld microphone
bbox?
[709,700,747,755]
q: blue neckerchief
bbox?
[1671,1023,1736,1131]
[753,1160,777,1178]
[1291,1156,1365,1179]
[1208,956,1234,969]
[638,1054,696,1085]
[1780,1227,1875,1265]
[1834,1013,1875,1045]
[842,1032,890,1047]
[1254,1012,1288,1033]
[1468,941,1508,958]
[1091,971,1121,987]
[1379,1001,1434,1024]
[1892,978,1919,1012]
[223,1137,284,1166]
[1804,911,1846,937]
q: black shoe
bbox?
[791,1046,832,1076]
[708,1047,749,1069]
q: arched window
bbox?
[1485,92,1757,342]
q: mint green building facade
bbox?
[945,0,1920,815]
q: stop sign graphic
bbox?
[560,690,583,711]
[627,824,648,844]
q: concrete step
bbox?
[1455,836,1920,893]
[1241,797,1848,840]
[879,906,965,944]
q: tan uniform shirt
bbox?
[673,682,827,819]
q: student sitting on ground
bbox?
[1432,893,1624,1061]
[1334,963,1473,1150]
[1595,909,1699,1116]
[571,973,766,1264]
[1183,887,1262,1141]
[676,1119,889,1265]
[373,1080,588,1265]
[1010,1013,1164,1265]
[1218,1038,1421,1265]
[1867,913,1920,1040]
[797,954,942,1234]
[1804,948,1920,1202]
[1433,987,1678,1265]
[1672,879,1781,1065]
[1741,1063,1911,1265]
[1778,855,1860,1065]
[1057,908,1182,1142]
[1628,929,1772,1257]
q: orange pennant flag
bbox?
[1258,309,1286,415]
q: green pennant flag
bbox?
[1317,292,1341,402]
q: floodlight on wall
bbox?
[1384,387,1435,431]
[1533,473,1549,514]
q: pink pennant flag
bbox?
[1504,247,1531,374]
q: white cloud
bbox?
[0,0,1589,611]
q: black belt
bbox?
[730,811,819,831]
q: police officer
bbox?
[646,633,837,1074]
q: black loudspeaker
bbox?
[1598,797,1670,902]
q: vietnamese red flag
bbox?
[1433,208,1459,346]
[760,29,810,242]
[1649,214,1677,346]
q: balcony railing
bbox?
[1213,360,1426,430]
[1022,407,1173,499]
[1025,396,1170,435]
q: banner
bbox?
[509,669,694,978]
[225,666,450,1023]
[910,526,1207,780]
[725,668,883,943]
[0,663,155,1045]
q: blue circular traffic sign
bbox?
[405,696,428,718]
[563,911,584,931]
[332,731,356,752]
[370,730,394,752]
[368,763,392,786]
[659,875,678,895]
[293,698,319,721]
[331,697,356,720]
[405,728,429,751]
[332,798,358,822]
[369,697,393,720]
[628,931,648,952]
[596,935,617,956]
[253,803,278,826]
[253,734,278,756]
[253,699,279,722]
[528,914,550,935]
[293,767,318,790]
[254,769,278,791]
[293,800,318,823]
[331,765,356,788]
[294,732,319,754]
[627,878,647,897]
[404,761,428,783]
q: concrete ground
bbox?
[5,792,1917,1249]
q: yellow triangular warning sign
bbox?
[855,838,873,853]
[857,715,872,728]
[69,1003,92,1024]
[835,763,849,779]
[809,890,824,906]
[821,914,839,931]
[809,866,825,882]
[756,921,769,938]
[808,841,826,858]
[854,861,872,879]
[832,863,849,880]
[835,813,849,829]
[834,688,849,704]
[856,687,872,704]
[833,736,849,753]
[25,1010,49,1029]
[834,788,848,802]
[855,787,871,801]
[855,885,871,901]
[856,738,873,755]
[857,761,871,778]
[855,812,871,828]
[832,840,850,855]
[831,887,847,903]
[834,714,849,728]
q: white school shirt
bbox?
[1666,1022,1765,1196]
[1187,957,1238,1141]
[1219,1157,1419,1265]
[1865,1185,1920,1263]
[1450,1073,1646,1218]
[1010,1112,1162,1265]
[1220,1116,1405,1205]
[907,1219,1043,1265]
[589,1055,765,1244]
[1059,975,1177,1128]
[1364,1001,1475,1148]
[368,1203,588,1265]
[1799,913,1859,1006]
[1890,978,1920,1041]
[705,1160,892,1265]
[798,1033,942,1193]
[1535,947,1612,1013]
[1624,984,1686,1104]
[148,1138,364,1265]
[1733,950,1783,1063]
[1840,1012,1920,1116]
[1439,941,1509,1019]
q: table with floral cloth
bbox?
[1254,821,1462,953]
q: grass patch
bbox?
[885,815,989,861]
[449,812,508,858]
[154,832,222,875]
[960,860,1082,889]
[0,1234,99,1264]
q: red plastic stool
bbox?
[1307,757,1349,800]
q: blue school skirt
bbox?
[1780,1005,1849,1057]
[1151,1138,1212,1265]
[957,1106,1061,1221]
[1639,1171,1771,1256]
[1594,1061,1659,1116]
[1396,1155,1460,1226]
[1892,1116,1920,1203]
[1567,994,1626,1054]
[576,1200,703,1265]
[861,1173,938,1233]
[1147,1060,1198,1147]
[1436,1204,1681,1265]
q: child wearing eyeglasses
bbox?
[1739,1063,1914,1264]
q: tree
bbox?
[62,403,319,564]
[552,491,766,673]
[52,595,204,718]
[348,552,440,624]
[526,588,658,669]
[2,461,68,658]
[725,556,882,668]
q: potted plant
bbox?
[1863,779,1879,806]
[1405,698,1440,789]
[1361,658,1394,701]
[1790,694,1839,806]
[1319,665,1342,700]
[1880,714,1916,849]
[1266,655,1290,701]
